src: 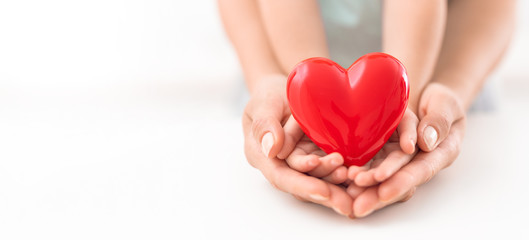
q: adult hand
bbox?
[242,74,353,216]
[349,83,467,218]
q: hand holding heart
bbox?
[242,55,465,218]
[278,54,466,217]
[286,53,410,167]
[283,83,465,218]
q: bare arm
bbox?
[257,0,329,73]
[432,0,516,110]
[218,0,283,94]
[219,0,355,216]
[383,0,447,112]
[218,0,328,94]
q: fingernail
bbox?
[332,207,347,216]
[309,194,328,201]
[261,132,274,157]
[356,208,375,218]
[424,126,438,150]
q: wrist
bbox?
[429,79,468,111]
[248,73,287,96]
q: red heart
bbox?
[287,53,409,167]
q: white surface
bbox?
[0,1,528,239]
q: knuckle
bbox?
[399,168,417,186]
[418,160,437,184]
[401,187,416,202]
[251,117,275,137]
[440,139,461,169]
[436,112,451,132]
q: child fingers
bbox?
[321,166,348,184]
[347,164,370,180]
[285,151,321,173]
[354,169,378,187]
[307,152,344,178]
[372,150,415,182]
[398,109,419,154]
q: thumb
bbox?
[417,88,464,152]
[276,115,305,159]
[251,113,285,159]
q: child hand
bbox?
[284,134,348,185]
[242,75,354,217]
[349,82,465,187]
[348,108,419,187]
[348,82,467,217]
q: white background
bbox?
[0,1,528,239]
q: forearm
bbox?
[383,0,446,112]
[257,0,329,73]
[431,0,516,110]
[218,0,283,94]
[219,0,328,95]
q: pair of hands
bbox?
[242,75,466,218]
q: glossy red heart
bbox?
[287,53,409,167]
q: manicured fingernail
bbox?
[309,194,328,201]
[356,208,375,218]
[424,126,438,150]
[261,132,274,157]
[332,207,347,216]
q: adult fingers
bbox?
[277,115,305,159]
[248,104,286,159]
[292,194,310,202]
[353,186,416,218]
[262,158,354,216]
[378,120,465,203]
[346,182,366,199]
[417,83,464,152]
[353,186,380,218]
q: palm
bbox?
[350,119,466,218]
[286,134,349,185]
[290,135,326,158]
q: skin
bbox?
[219,0,352,215]
[383,0,447,114]
[348,0,515,217]
[219,0,515,218]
